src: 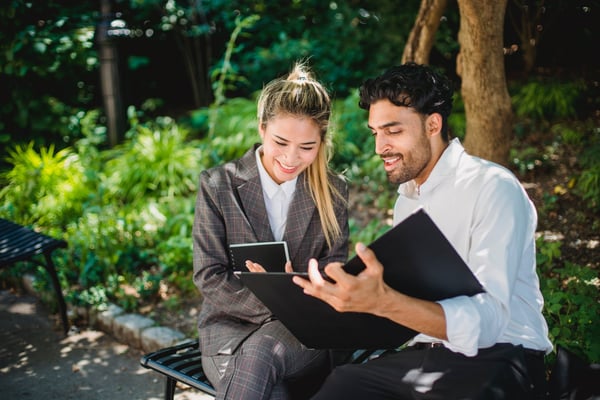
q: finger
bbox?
[284,260,293,273]
[292,274,309,288]
[306,258,327,285]
[292,259,316,288]
[293,259,327,291]
[245,260,266,273]
[355,242,383,274]
[322,262,346,283]
[295,259,334,300]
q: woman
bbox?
[192,63,349,400]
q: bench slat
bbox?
[141,340,216,397]
[0,218,69,333]
[0,219,67,266]
[140,339,395,400]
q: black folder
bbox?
[237,208,484,350]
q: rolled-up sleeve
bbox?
[439,295,480,356]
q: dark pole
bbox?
[97,0,125,147]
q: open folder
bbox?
[237,208,484,350]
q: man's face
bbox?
[367,99,433,185]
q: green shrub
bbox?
[197,97,260,166]
[574,124,600,212]
[448,92,466,140]
[548,120,600,213]
[155,197,197,296]
[134,271,162,300]
[512,79,584,121]
[68,285,109,309]
[0,142,92,227]
[536,237,600,363]
[555,124,584,146]
[577,165,600,212]
[65,204,157,286]
[348,218,392,259]
[331,89,370,171]
[509,145,553,176]
[102,118,203,204]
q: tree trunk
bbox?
[508,0,549,76]
[402,0,448,64]
[174,33,212,107]
[174,0,212,108]
[456,0,513,165]
[97,0,126,147]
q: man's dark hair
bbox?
[359,62,455,140]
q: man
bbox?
[293,63,552,399]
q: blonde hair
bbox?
[257,62,345,248]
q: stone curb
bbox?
[22,274,188,353]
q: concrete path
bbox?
[0,290,212,400]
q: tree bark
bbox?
[402,0,448,64]
[508,0,551,76]
[174,0,212,108]
[456,0,513,165]
[97,0,125,147]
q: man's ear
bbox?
[427,113,443,137]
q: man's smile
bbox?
[381,155,401,171]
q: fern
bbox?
[0,142,89,226]
[512,79,584,121]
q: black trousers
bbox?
[311,343,547,400]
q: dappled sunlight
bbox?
[1,350,30,373]
[0,290,174,399]
[401,367,445,393]
[7,301,36,316]
[58,329,114,362]
[135,366,157,376]
[0,327,40,374]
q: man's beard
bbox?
[381,125,432,185]
[385,149,430,185]
[387,165,420,185]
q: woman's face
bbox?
[259,115,322,184]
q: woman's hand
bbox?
[245,260,293,273]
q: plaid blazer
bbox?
[192,144,349,357]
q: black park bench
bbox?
[141,337,600,399]
[140,339,392,400]
[0,218,69,333]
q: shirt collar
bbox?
[255,146,297,199]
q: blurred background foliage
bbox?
[0,0,598,362]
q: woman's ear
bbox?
[258,122,266,140]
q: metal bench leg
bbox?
[165,376,177,400]
[43,251,69,334]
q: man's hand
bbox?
[293,242,448,340]
[292,243,390,315]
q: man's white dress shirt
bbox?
[393,139,553,356]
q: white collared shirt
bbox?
[394,138,552,356]
[256,146,297,241]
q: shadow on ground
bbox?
[0,290,211,400]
